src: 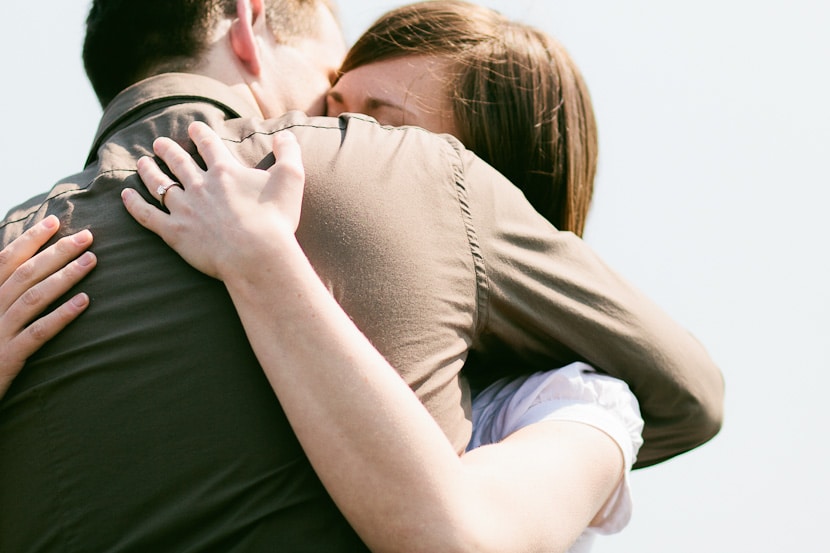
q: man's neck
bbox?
[191,44,279,119]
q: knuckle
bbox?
[54,234,77,255]
[20,285,43,308]
[0,248,13,271]
[210,159,235,175]
[168,148,191,167]
[62,259,83,280]
[198,133,218,149]
[132,202,154,225]
[139,166,162,186]
[26,318,50,342]
[12,261,36,285]
[167,220,187,244]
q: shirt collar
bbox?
[87,73,260,167]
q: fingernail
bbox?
[71,293,90,307]
[43,216,59,230]
[77,252,96,266]
[73,230,93,245]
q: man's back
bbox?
[0,74,480,552]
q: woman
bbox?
[1,2,639,551]
[123,3,642,552]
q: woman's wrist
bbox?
[220,231,310,300]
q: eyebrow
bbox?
[326,89,345,105]
[364,97,406,114]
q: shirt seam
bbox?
[0,169,133,230]
[443,138,489,337]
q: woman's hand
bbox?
[122,121,306,281]
[0,216,96,398]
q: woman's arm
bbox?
[456,148,723,467]
[220,218,623,553]
[123,122,624,553]
[0,217,96,398]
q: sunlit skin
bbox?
[282,2,347,115]
[255,2,347,117]
[327,55,458,135]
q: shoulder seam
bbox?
[1,170,132,230]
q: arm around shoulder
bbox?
[457,150,725,467]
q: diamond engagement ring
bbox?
[157,182,184,210]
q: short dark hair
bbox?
[340,0,597,236]
[83,0,334,107]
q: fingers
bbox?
[0,216,61,283]
[0,221,95,395]
[188,121,238,170]
[151,121,237,190]
[2,246,97,331]
[14,292,91,359]
[121,188,175,243]
[136,156,185,211]
[265,132,306,233]
[0,229,94,313]
[0,239,95,383]
[151,134,203,191]
[137,122,235,212]
[0,291,90,395]
[270,131,305,182]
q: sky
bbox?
[2,1,829,551]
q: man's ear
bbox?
[230,0,265,75]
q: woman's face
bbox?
[326,55,457,136]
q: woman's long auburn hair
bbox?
[339,0,598,236]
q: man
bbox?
[0,0,723,550]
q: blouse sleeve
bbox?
[469,362,644,534]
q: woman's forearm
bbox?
[221,234,474,551]
[220,234,622,553]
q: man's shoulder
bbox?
[0,193,47,244]
[218,111,467,171]
[0,170,95,245]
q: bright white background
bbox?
[2,1,828,551]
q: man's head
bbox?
[83,0,343,113]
